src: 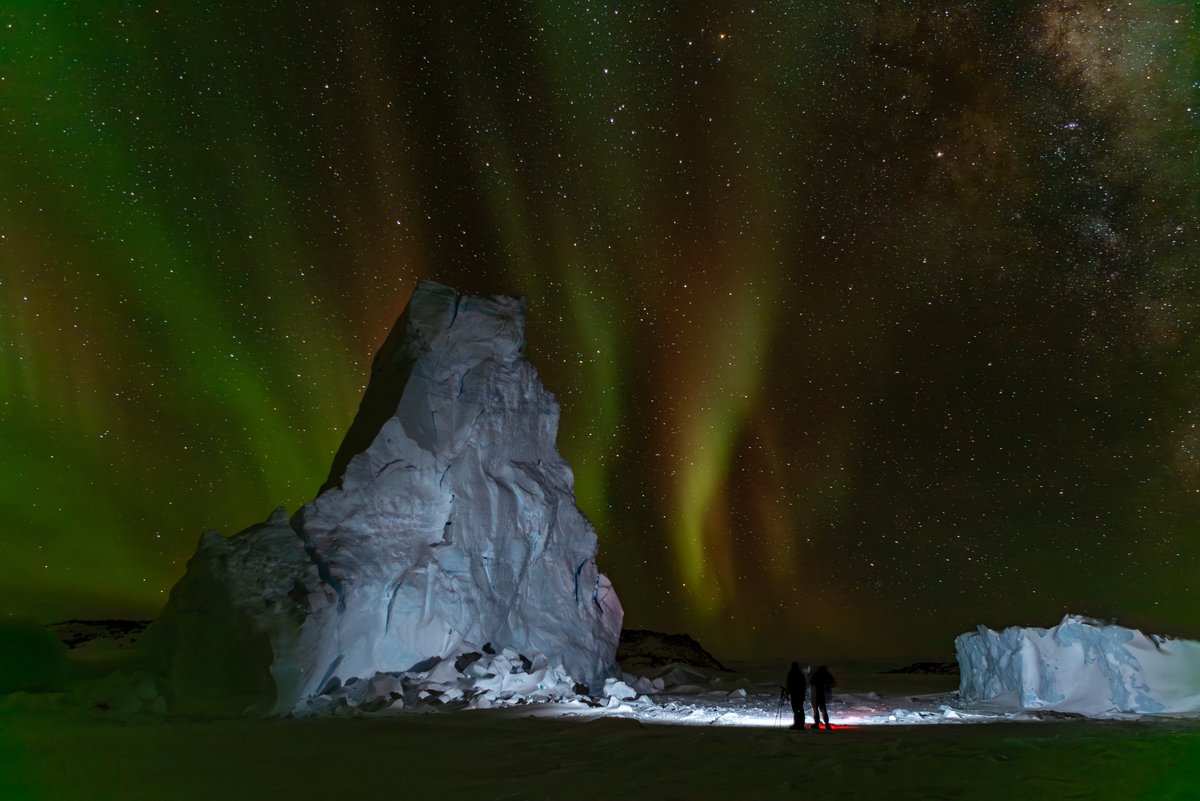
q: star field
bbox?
[2,1,1197,658]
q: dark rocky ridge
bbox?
[884,661,959,675]
[617,629,727,671]
[50,619,151,650]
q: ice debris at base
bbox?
[603,678,638,701]
[295,647,589,716]
[956,614,1200,716]
[294,659,748,718]
[147,281,622,715]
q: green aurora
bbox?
[2,1,1198,658]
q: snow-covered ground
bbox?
[5,655,1200,800]
[511,660,1058,729]
[604,660,1036,728]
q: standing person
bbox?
[784,662,807,730]
[810,664,835,730]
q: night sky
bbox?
[3,2,1198,660]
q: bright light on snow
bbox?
[514,692,1037,729]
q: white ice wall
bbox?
[956,615,1200,716]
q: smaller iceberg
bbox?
[955,614,1200,716]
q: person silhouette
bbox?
[810,664,835,730]
[785,662,807,730]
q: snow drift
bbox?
[956,615,1200,716]
[147,281,623,714]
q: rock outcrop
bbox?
[617,629,727,672]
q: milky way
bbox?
[3,2,1197,658]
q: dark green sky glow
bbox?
[3,2,1198,658]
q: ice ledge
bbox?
[955,614,1200,716]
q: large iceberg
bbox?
[146,281,623,714]
[955,615,1200,716]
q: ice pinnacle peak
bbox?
[323,280,527,492]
